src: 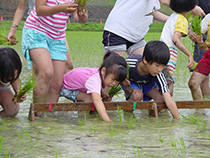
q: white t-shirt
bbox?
[104,0,160,43]
[201,13,210,46]
[160,13,188,48]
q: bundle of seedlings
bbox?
[0,34,18,45]
[13,76,36,103]
[76,0,88,11]
[108,84,123,98]
[189,15,208,51]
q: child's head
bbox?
[0,48,22,83]
[143,41,170,65]
[170,0,196,13]
[100,52,127,86]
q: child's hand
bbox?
[77,6,88,23]
[61,3,78,13]
[188,29,197,42]
[187,55,194,69]
[13,93,27,103]
[120,79,130,86]
[196,34,209,51]
[101,92,112,101]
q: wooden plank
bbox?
[28,100,210,121]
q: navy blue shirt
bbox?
[126,54,169,93]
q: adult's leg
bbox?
[47,60,66,102]
[188,71,206,100]
[0,89,19,117]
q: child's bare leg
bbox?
[128,89,143,101]
[76,92,93,114]
[0,89,19,117]
[30,48,54,115]
[47,60,65,102]
[64,41,73,73]
[188,71,206,100]
[200,75,210,97]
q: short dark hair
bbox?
[170,0,196,13]
[143,41,170,65]
[99,52,127,82]
[0,48,22,83]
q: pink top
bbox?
[63,67,102,95]
[24,0,74,40]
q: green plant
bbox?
[13,76,36,103]
[179,136,186,152]
[108,84,123,98]
[188,13,202,35]
[128,115,136,129]
[0,136,3,155]
[159,134,166,143]
[117,105,122,122]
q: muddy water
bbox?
[1,67,210,158]
[1,32,210,157]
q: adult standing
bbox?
[102,0,205,57]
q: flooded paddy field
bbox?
[1,31,210,157]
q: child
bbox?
[188,13,210,100]
[160,0,196,95]
[21,0,88,116]
[60,52,127,122]
[0,47,25,117]
[124,41,180,119]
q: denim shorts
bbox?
[122,81,158,101]
[21,27,67,69]
[60,88,80,102]
[102,30,146,55]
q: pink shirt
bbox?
[25,0,74,40]
[63,67,102,95]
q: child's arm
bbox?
[36,0,78,16]
[172,31,194,69]
[91,92,112,122]
[162,92,180,119]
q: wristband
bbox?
[12,23,18,28]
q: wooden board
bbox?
[28,100,210,121]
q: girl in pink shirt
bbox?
[21,0,88,117]
[60,52,127,122]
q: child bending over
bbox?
[60,52,127,122]
[188,13,210,100]
[123,41,180,119]
[0,48,25,117]
[160,0,196,95]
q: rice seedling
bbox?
[128,114,136,129]
[179,136,186,152]
[132,145,145,158]
[78,117,85,126]
[159,134,166,143]
[170,136,178,152]
[17,130,23,139]
[110,123,114,140]
[55,151,58,158]
[0,136,3,155]
[13,76,36,103]
[92,127,96,135]
[0,34,18,45]
[108,84,123,98]
[76,0,88,6]
[117,105,122,123]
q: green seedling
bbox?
[179,136,186,152]
[128,115,136,129]
[0,136,3,155]
[170,136,178,152]
[159,134,166,143]
[109,84,123,98]
[117,105,122,123]
[13,76,36,103]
